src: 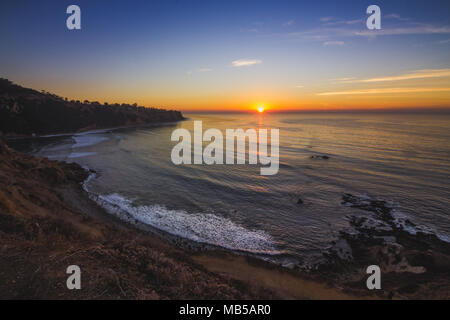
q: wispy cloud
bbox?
[320,17,335,22]
[334,69,450,83]
[384,13,410,22]
[295,85,304,88]
[232,59,262,67]
[283,19,295,27]
[323,41,344,46]
[330,77,356,82]
[339,19,362,25]
[354,25,450,37]
[317,87,450,96]
[320,17,363,26]
[284,21,450,42]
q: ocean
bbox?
[11,112,450,268]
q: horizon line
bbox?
[182,107,450,114]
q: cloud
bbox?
[317,87,450,96]
[335,69,450,83]
[244,28,259,33]
[295,85,304,88]
[322,18,363,26]
[320,17,335,22]
[283,20,295,27]
[354,25,450,37]
[232,59,262,67]
[323,41,344,46]
[330,77,356,81]
[384,13,410,21]
[284,22,450,42]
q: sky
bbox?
[1,0,450,111]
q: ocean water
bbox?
[11,112,450,267]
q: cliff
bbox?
[0,78,184,136]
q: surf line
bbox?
[171,120,279,175]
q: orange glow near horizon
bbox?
[10,73,450,113]
[65,85,450,112]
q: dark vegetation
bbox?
[0,78,183,136]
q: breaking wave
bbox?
[83,173,278,254]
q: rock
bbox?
[310,155,330,160]
[0,78,184,136]
[297,198,304,205]
[341,193,393,221]
[0,139,11,155]
[330,238,353,261]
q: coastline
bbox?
[74,169,360,300]
[1,137,449,299]
[0,138,353,299]
[2,119,186,140]
[0,138,272,299]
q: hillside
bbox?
[0,138,273,299]
[0,79,183,136]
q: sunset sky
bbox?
[1,0,450,111]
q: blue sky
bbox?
[1,0,449,110]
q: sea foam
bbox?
[82,174,279,254]
[72,135,108,148]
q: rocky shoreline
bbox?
[320,193,450,299]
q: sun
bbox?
[257,106,265,113]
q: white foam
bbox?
[93,192,279,255]
[392,210,450,243]
[68,152,97,158]
[72,135,108,148]
[347,194,450,244]
[82,168,96,192]
[437,234,450,243]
